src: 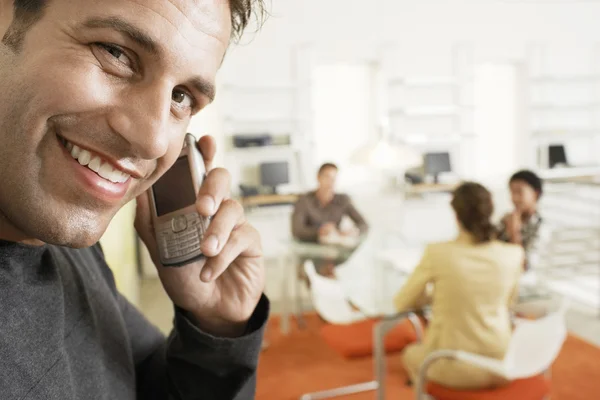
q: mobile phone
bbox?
[148,133,209,267]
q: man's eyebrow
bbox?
[81,16,158,55]
[190,77,216,103]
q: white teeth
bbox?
[63,139,131,184]
[88,156,102,173]
[70,144,81,158]
[78,150,91,166]
[98,162,128,184]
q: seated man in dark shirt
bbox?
[292,163,369,243]
[291,163,368,277]
[0,1,268,399]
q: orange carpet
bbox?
[257,314,600,400]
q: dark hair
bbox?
[509,169,543,199]
[318,163,338,175]
[3,0,267,51]
[451,182,496,244]
[2,0,46,51]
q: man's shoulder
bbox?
[296,191,317,206]
[333,193,351,203]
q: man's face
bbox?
[0,0,230,247]
[509,180,538,213]
[317,167,337,192]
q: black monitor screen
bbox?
[548,145,568,168]
[424,152,452,175]
[152,156,197,216]
[260,162,289,187]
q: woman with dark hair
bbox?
[497,170,546,271]
[394,182,524,390]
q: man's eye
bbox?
[98,43,132,67]
[172,90,194,108]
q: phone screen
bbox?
[152,156,197,217]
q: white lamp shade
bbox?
[351,140,423,170]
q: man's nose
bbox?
[107,84,173,160]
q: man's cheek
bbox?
[35,62,114,115]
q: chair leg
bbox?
[299,381,378,400]
[543,368,552,400]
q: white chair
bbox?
[300,260,421,400]
[303,260,366,325]
[415,300,570,400]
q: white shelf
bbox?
[223,116,303,124]
[388,76,458,87]
[222,83,298,91]
[531,103,600,111]
[532,75,600,84]
[389,105,461,117]
[532,129,598,137]
[400,133,464,144]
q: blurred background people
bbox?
[394,182,524,390]
[292,163,368,244]
[497,170,546,271]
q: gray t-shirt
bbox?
[0,241,268,400]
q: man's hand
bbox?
[135,135,265,337]
[318,222,337,237]
[341,226,360,237]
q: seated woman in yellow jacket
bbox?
[394,182,524,390]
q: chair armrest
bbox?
[378,309,426,342]
[414,350,507,400]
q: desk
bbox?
[405,182,459,196]
[539,166,600,183]
[240,194,298,208]
[543,175,600,185]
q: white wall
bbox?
[216,0,600,184]
[311,64,377,193]
[222,0,600,83]
[470,63,520,186]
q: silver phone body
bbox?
[148,133,209,266]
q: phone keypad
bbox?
[161,213,208,260]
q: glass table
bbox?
[278,230,553,334]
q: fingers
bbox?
[196,135,216,171]
[200,198,245,258]
[195,168,231,217]
[200,223,262,282]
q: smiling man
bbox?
[0,0,268,399]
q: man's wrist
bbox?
[186,311,249,338]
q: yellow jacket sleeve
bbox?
[394,245,434,312]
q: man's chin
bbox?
[38,230,105,249]
[28,217,110,249]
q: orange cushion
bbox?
[426,374,550,400]
[320,318,420,359]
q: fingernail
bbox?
[203,234,219,253]
[198,195,215,215]
[201,267,213,282]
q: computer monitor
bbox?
[548,144,568,168]
[424,152,452,184]
[260,161,289,193]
